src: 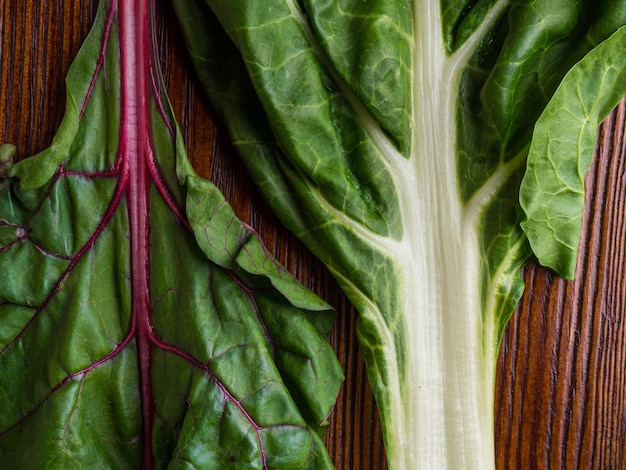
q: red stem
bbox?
[119,0,154,467]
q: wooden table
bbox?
[2,1,625,468]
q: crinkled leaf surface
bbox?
[521,26,626,277]
[173,0,626,468]
[0,0,342,468]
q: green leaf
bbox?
[173,0,626,467]
[0,1,342,467]
[521,26,626,278]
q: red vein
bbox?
[60,168,120,177]
[147,329,269,469]
[149,62,174,137]
[28,165,65,221]
[28,239,73,260]
[0,220,28,253]
[145,143,191,231]
[62,374,87,442]
[228,271,278,359]
[242,221,295,278]
[79,0,117,120]
[145,0,175,138]
[0,170,127,355]
[0,326,136,438]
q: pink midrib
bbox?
[119,0,154,468]
[63,0,267,465]
[117,2,267,467]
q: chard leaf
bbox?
[0,0,342,467]
[521,26,626,278]
[173,0,626,468]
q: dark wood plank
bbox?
[1,2,624,468]
[495,101,626,470]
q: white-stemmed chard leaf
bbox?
[172,0,626,467]
[0,0,343,467]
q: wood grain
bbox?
[1,2,624,468]
[495,102,626,470]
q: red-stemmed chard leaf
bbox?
[0,0,342,467]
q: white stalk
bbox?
[370,2,507,468]
[289,0,508,467]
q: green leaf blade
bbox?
[521,25,626,278]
